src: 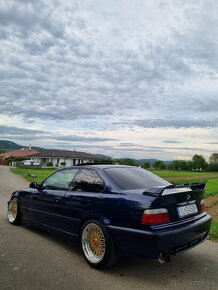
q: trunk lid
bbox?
[143,183,205,223]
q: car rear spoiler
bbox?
[142,182,206,196]
[173,182,206,190]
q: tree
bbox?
[209,153,218,164]
[208,153,218,171]
[192,154,207,170]
[168,160,192,171]
[153,160,165,170]
[141,161,150,169]
[115,158,137,166]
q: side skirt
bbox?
[22,217,80,244]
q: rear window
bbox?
[104,167,171,190]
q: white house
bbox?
[30,149,98,167]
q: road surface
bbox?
[0,166,217,290]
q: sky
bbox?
[0,0,218,160]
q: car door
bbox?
[28,168,78,230]
[63,169,105,236]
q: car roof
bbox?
[78,164,134,169]
[60,164,135,171]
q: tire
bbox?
[7,197,22,225]
[81,220,118,269]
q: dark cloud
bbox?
[55,136,116,142]
[118,142,144,148]
[163,140,183,144]
[0,125,45,135]
[0,125,117,143]
[133,118,218,129]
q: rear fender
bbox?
[79,210,112,232]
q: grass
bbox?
[10,168,55,184]
[150,170,218,178]
[151,170,218,198]
[204,179,218,198]
[209,219,218,240]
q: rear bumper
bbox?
[108,213,211,259]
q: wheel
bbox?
[81,220,118,269]
[7,197,22,225]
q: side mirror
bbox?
[29,182,40,189]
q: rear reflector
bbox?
[200,199,205,213]
[141,208,170,225]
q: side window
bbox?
[42,169,78,190]
[71,169,105,193]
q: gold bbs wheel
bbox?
[82,223,106,264]
[8,198,22,225]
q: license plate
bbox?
[177,203,198,218]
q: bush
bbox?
[46,162,53,167]
[208,163,218,171]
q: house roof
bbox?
[32,149,98,160]
[0,148,39,158]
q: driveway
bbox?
[0,166,217,290]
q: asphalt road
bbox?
[0,166,217,290]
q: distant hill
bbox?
[137,159,159,164]
[0,140,44,152]
[95,154,113,160]
[0,140,21,150]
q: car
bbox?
[7,164,211,268]
[21,160,40,166]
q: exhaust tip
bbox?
[158,253,170,264]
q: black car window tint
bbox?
[43,169,78,190]
[71,169,104,192]
[105,167,171,190]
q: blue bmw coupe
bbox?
[7,164,211,268]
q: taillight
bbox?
[141,208,170,225]
[200,199,205,213]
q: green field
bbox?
[151,170,218,198]
[210,219,218,240]
[10,168,55,184]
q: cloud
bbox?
[163,140,183,144]
[0,0,217,124]
[0,125,117,143]
[55,136,116,142]
[0,1,218,159]
[133,118,218,129]
[0,124,45,135]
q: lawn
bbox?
[10,168,55,184]
[210,219,218,240]
[151,170,218,198]
[150,170,218,178]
